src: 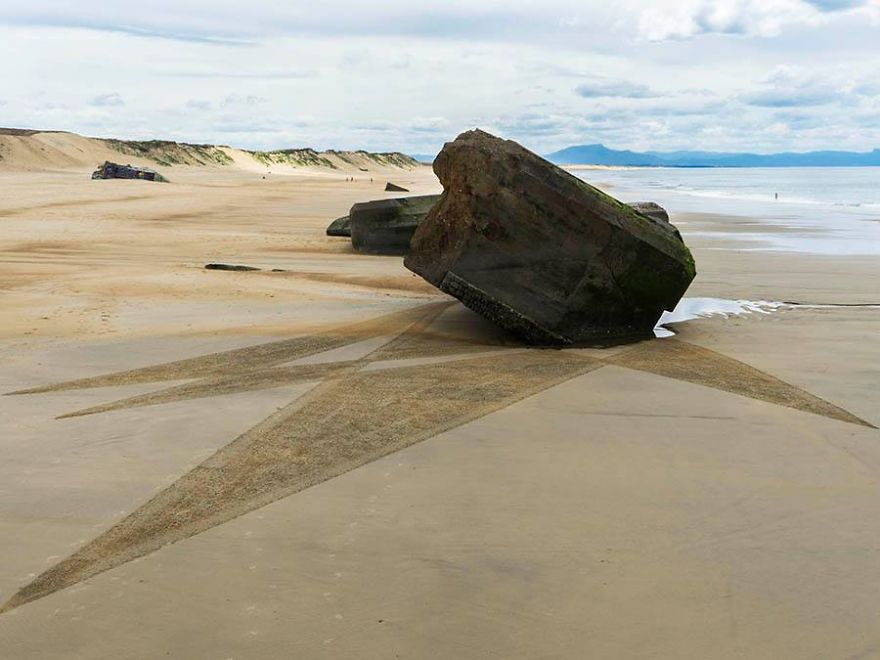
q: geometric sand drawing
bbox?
[2,302,873,612]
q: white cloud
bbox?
[0,3,879,153]
[185,99,212,111]
[222,94,268,106]
[739,64,880,107]
[574,76,663,99]
[408,117,452,133]
[90,92,124,107]
[636,0,871,41]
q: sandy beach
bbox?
[1,154,879,659]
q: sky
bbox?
[1,0,879,154]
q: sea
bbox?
[572,166,880,255]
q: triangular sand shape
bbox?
[609,339,871,428]
[3,305,872,613]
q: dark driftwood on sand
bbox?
[205,263,261,272]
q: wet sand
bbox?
[1,164,879,658]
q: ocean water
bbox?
[572,167,880,255]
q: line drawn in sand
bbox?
[3,301,874,612]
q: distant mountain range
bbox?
[544,144,880,168]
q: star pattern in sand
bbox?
[2,301,873,613]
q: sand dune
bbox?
[0,128,418,176]
[0,130,124,171]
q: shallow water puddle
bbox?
[655,297,880,337]
[655,298,786,338]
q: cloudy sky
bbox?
[1,0,879,154]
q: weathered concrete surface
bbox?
[327,198,671,251]
[326,215,351,236]
[628,201,671,225]
[350,194,441,255]
[405,130,696,343]
[385,182,409,192]
[91,161,168,182]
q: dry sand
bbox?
[1,155,879,659]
